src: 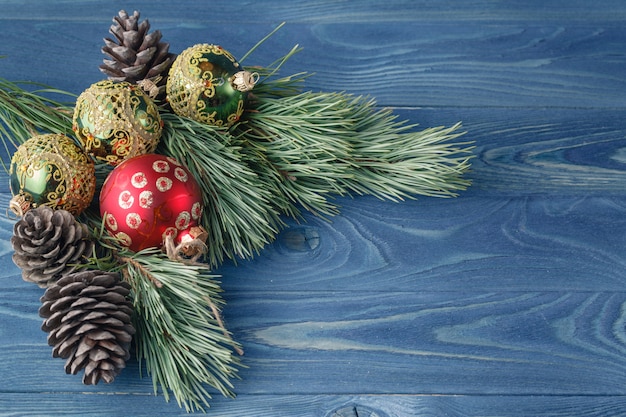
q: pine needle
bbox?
[0,78,75,170]
[157,112,283,267]
[0,25,474,413]
[120,249,242,412]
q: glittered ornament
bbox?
[99,153,204,252]
[166,44,258,127]
[9,134,96,216]
[73,80,163,166]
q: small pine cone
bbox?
[39,270,135,385]
[99,9,175,96]
[11,206,94,288]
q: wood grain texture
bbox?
[2,2,626,107]
[1,0,626,416]
[3,394,626,417]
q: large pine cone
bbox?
[99,9,175,96]
[39,270,135,385]
[11,206,94,288]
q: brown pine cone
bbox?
[99,9,175,98]
[39,270,135,385]
[11,206,94,288]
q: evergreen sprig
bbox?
[1,25,474,413]
[89,244,241,412]
[0,78,75,168]
[157,112,282,267]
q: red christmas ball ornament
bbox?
[99,153,204,252]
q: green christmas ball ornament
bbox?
[166,44,259,127]
[9,134,96,217]
[73,80,163,166]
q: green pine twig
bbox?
[157,112,283,267]
[342,98,474,200]
[87,227,243,413]
[0,78,75,170]
[121,249,241,412]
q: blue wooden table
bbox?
[2,1,626,415]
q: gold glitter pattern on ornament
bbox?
[100,155,204,251]
[139,190,153,208]
[166,44,248,127]
[126,213,142,229]
[174,167,188,182]
[9,134,96,216]
[131,172,148,188]
[106,213,118,231]
[176,211,191,230]
[152,159,170,173]
[119,191,134,209]
[73,80,162,166]
[156,177,173,192]
[191,202,202,220]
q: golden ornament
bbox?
[9,134,96,216]
[73,80,163,166]
[166,44,258,127]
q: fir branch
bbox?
[119,248,242,412]
[85,235,243,413]
[157,112,283,267]
[0,78,75,167]
[341,98,474,199]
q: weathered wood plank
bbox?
[4,278,626,395]
[1,18,625,107]
[1,0,626,415]
[2,0,626,22]
[2,393,626,417]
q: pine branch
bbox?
[156,112,283,267]
[0,78,75,170]
[341,97,474,199]
[239,92,357,218]
[119,249,242,412]
[85,230,243,413]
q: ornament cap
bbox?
[9,192,33,218]
[179,226,209,257]
[229,70,259,92]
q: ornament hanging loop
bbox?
[229,70,259,92]
[164,226,209,264]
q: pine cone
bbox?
[11,206,94,288]
[39,270,135,385]
[99,10,175,97]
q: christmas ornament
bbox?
[0,10,476,413]
[99,10,176,98]
[73,80,162,166]
[166,43,258,126]
[39,270,135,385]
[11,206,94,287]
[99,153,204,252]
[9,133,96,216]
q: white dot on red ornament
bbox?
[166,157,181,166]
[156,177,173,192]
[163,227,178,240]
[176,211,191,230]
[139,190,154,208]
[106,213,118,231]
[174,167,188,182]
[191,202,202,220]
[119,191,134,209]
[131,172,148,188]
[116,231,132,247]
[153,160,170,173]
[126,212,142,229]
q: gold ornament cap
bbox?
[229,70,259,92]
[8,192,32,218]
